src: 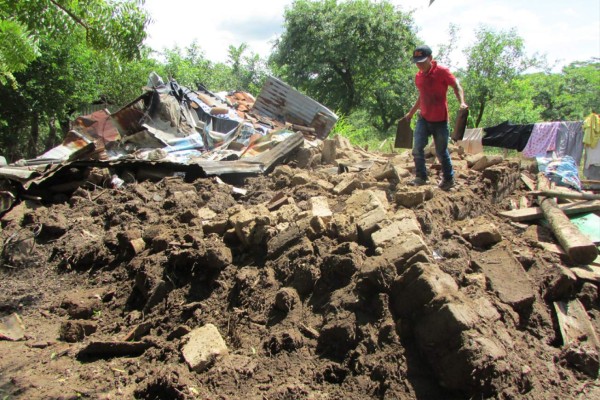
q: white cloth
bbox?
[457,128,483,154]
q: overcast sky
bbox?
[143,0,600,72]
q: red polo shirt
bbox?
[415,61,456,122]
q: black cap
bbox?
[412,45,432,63]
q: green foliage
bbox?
[0,19,39,86]
[271,0,417,118]
[94,48,164,108]
[226,44,268,94]
[330,110,388,150]
[0,32,101,159]
[517,59,599,122]
[157,41,267,95]
[0,0,150,81]
[461,26,541,127]
[480,75,543,126]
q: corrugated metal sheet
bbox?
[251,77,338,139]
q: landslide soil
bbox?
[0,154,599,400]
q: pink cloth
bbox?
[522,122,560,158]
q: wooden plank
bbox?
[498,200,600,222]
[553,299,600,350]
[520,173,536,191]
[519,196,529,209]
[571,265,600,283]
[528,189,600,201]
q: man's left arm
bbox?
[451,80,468,110]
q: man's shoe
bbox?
[411,177,428,186]
[438,178,455,191]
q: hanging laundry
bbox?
[583,113,600,148]
[482,121,533,151]
[457,128,483,154]
[522,122,560,158]
[554,121,584,166]
[583,113,600,180]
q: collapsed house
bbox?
[0,75,338,209]
[1,74,600,399]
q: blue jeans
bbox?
[412,117,454,181]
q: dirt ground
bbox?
[1,143,599,400]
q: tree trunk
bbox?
[45,117,59,152]
[475,100,485,128]
[60,118,70,136]
[537,174,598,264]
[333,65,355,114]
[27,111,40,158]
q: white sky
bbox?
[143,0,600,72]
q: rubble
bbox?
[0,76,599,399]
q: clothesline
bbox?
[457,113,600,181]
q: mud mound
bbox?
[1,142,599,399]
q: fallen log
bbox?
[537,174,598,265]
[529,189,600,201]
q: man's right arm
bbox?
[405,95,420,120]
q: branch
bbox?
[48,0,89,30]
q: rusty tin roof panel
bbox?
[251,77,338,139]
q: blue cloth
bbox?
[412,117,454,181]
[536,155,581,191]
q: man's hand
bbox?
[459,103,468,110]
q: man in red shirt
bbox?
[404,45,468,190]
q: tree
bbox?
[227,44,268,94]
[0,0,150,85]
[0,32,101,160]
[271,0,417,117]
[558,60,600,119]
[362,64,415,133]
[461,27,540,127]
[514,59,599,122]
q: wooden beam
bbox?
[529,189,600,201]
[498,200,600,222]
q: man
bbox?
[404,45,468,190]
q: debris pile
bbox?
[1,78,600,400]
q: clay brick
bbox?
[273,204,302,224]
[181,324,228,372]
[415,302,481,346]
[309,196,332,221]
[371,221,401,248]
[321,139,336,164]
[291,172,312,186]
[472,247,535,313]
[461,220,502,248]
[333,176,362,195]
[345,190,388,217]
[395,190,425,208]
[390,263,459,317]
[356,206,387,239]
[381,232,429,271]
